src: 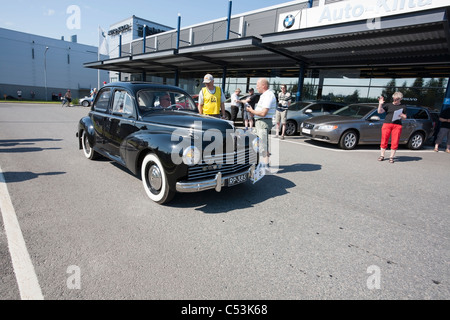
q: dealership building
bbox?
[1,0,449,110]
[86,0,450,110]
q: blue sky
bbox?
[0,0,292,46]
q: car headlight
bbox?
[252,137,260,153]
[182,146,201,165]
[317,125,338,131]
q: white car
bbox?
[224,93,260,120]
[79,96,93,107]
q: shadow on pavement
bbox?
[169,162,320,214]
[0,171,66,183]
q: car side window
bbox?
[371,110,387,120]
[407,108,428,120]
[112,90,135,118]
[306,104,322,113]
[288,103,300,111]
[93,88,111,112]
[323,104,341,112]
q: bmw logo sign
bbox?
[283,14,295,29]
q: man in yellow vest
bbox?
[198,74,225,118]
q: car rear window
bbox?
[93,88,111,112]
[333,105,375,118]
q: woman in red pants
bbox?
[377,92,407,163]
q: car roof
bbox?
[102,81,188,94]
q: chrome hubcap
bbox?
[83,134,91,154]
[148,164,162,192]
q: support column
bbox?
[443,79,450,110]
[222,66,227,95]
[296,64,306,102]
[317,73,324,100]
[143,25,146,53]
[175,69,179,87]
[226,0,232,40]
[118,34,122,81]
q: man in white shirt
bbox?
[246,78,276,166]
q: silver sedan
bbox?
[300,103,435,150]
[284,101,345,136]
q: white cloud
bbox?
[44,9,55,16]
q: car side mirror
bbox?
[304,109,312,114]
[369,115,380,121]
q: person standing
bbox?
[434,107,450,153]
[246,78,276,168]
[198,74,225,118]
[230,88,241,123]
[275,84,291,139]
[377,92,407,163]
[242,88,259,131]
[63,89,72,107]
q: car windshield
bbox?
[137,89,197,114]
[333,105,375,119]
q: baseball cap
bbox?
[203,74,214,83]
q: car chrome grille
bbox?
[303,123,314,129]
[187,148,257,181]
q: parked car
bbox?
[300,103,435,150]
[77,82,263,204]
[282,101,345,136]
[79,96,93,107]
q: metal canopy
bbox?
[84,7,450,79]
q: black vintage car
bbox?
[77,82,263,204]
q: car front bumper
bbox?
[176,164,263,193]
[301,127,341,144]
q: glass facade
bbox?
[211,67,449,111]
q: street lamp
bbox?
[44,46,49,101]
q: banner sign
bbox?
[278,0,449,31]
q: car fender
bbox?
[77,116,96,150]
[123,130,188,184]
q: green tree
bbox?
[382,79,396,100]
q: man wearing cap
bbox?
[198,74,225,118]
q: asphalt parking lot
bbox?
[0,103,449,301]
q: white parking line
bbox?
[281,138,435,153]
[0,165,44,300]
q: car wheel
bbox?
[285,120,297,136]
[339,130,358,150]
[82,100,89,107]
[81,131,98,160]
[407,132,424,150]
[224,111,231,121]
[141,153,175,204]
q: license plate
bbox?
[227,173,248,186]
[302,128,311,134]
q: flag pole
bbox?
[98,25,100,90]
